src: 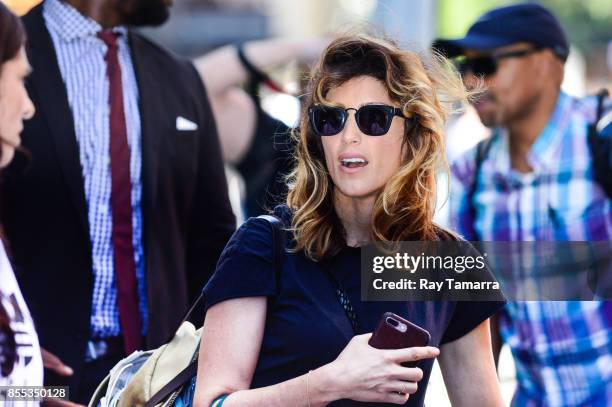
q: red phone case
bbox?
[368,312,431,350]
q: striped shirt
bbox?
[450,91,612,406]
[43,0,147,338]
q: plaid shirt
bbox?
[450,92,612,406]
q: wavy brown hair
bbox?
[286,33,469,262]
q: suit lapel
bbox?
[129,32,162,217]
[23,5,89,237]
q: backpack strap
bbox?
[588,89,608,140]
[144,215,286,407]
[587,89,612,198]
[258,214,287,286]
[466,137,494,241]
[595,89,608,124]
[143,362,198,407]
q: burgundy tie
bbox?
[98,30,142,354]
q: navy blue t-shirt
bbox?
[203,206,505,406]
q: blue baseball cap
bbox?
[433,4,569,61]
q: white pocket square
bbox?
[176,116,198,131]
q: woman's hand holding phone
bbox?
[319,315,439,405]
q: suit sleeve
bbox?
[185,61,236,306]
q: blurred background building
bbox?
[3,1,610,405]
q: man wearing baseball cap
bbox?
[436,4,612,406]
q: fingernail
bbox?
[65,366,74,375]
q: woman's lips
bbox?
[338,153,369,173]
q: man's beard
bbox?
[121,0,170,27]
[478,110,498,128]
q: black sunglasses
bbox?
[309,104,408,137]
[455,46,543,77]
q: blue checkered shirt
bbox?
[43,0,147,338]
[450,92,612,406]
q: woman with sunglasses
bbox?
[193,33,505,407]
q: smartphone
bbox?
[368,312,431,351]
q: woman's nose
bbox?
[340,113,361,145]
[23,93,35,120]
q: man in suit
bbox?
[1,0,236,402]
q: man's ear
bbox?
[539,49,565,87]
[537,50,557,77]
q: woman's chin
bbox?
[0,147,15,168]
[335,183,380,201]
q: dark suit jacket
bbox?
[1,4,235,389]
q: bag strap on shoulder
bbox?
[144,363,198,407]
[588,88,609,140]
[595,88,608,124]
[588,89,612,198]
[258,214,286,283]
[466,137,494,241]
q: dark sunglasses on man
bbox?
[454,45,543,77]
[309,104,412,137]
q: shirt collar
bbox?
[527,91,574,172]
[44,0,128,42]
[489,91,574,178]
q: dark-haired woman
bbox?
[0,1,40,403]
[193,33,506,407]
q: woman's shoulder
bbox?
[203,205,296,310]
[220,205,293,259]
